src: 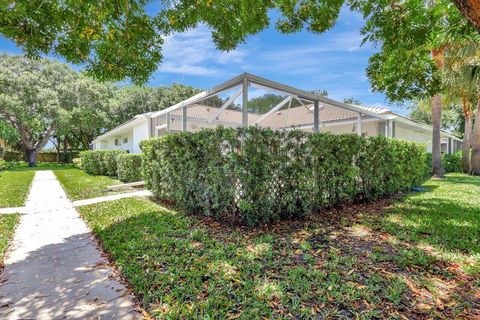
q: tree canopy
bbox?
[2,0,479,85]
[0,54,203,165]
[0,54,79,165]
[109,84,201,125]
[0,119,19,146]
[0,1,350,83]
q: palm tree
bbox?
[443,40,480,175]
[443,53,476,173]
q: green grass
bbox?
[0,171,35,207]
[1,161,74,171]
[372,173,480,275]
[78,174,480,319]
[0,214,19,266]
[54,168,121,200]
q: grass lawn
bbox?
[78,174,480,319]
[54,168,122,201]
[0,214,19,266]
[0,171,35,207]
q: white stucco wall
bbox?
[133,120,150,154]
[95,132,134,153]
[394,122,432,152]
[321,121,380,137]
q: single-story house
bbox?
[92,73,462,154]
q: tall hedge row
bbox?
[117,154,143,182]
[79,150,127,176]
[141,127,427,226]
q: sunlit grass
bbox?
[372,173,480,274]
[54,168,121,200]
[76,174,480,318]
[0,170,35,207]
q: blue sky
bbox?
[0,6,408,115]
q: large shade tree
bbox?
[0,54,114,166]
[55,76,112,152]
[109,84,201,126]
[350,0,475,177]
[0,54,78,166]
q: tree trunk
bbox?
[451,0,480,32]
[26,148,37,167]
[430,48,445,179]
[56,136,61,163]
[461,96,473,173]
[63,136,68,163]
[431,93,444,178]
[463,110,473,173]
[470,96,480,175]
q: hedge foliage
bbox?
[141,127,427,226]
[79,150,127,176]
[443,151,462,173]
[425,151,463,175]
[72,158,82,169]
[117,154,143,182]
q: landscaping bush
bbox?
[117,154,143,182]
[142,127,427,226]
[80,150,127,176]
[72,158,82,169]
[3,151,23,162]
[443,151,462,173]
[424,151,463,175]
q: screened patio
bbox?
[148,73,392,138]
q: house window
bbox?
[123,137,128,144]
[114,138,120,146]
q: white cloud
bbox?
[159,25,248,76]
[159,62,220,76]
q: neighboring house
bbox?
[93,73,462,154]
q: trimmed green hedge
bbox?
[425,151,463,174]
[117,154,143,183]
[443,151,462,173]
[141,127,427,226]
[79,150,127,176]
[72,158,82,169]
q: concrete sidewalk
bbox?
[0,171,141,319]
[72,190,152,207]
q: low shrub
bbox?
[443,151,462,173]
[80,150,127,176]
[142,127,427,226]
[117,154,143,183]
[3,151,23,162]
[0,161,28,170]
[72,158,82,169]
[424,151,463,174]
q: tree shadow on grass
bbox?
[380,197,480,256]
[89,200,480,319]
[441,174,480,187]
